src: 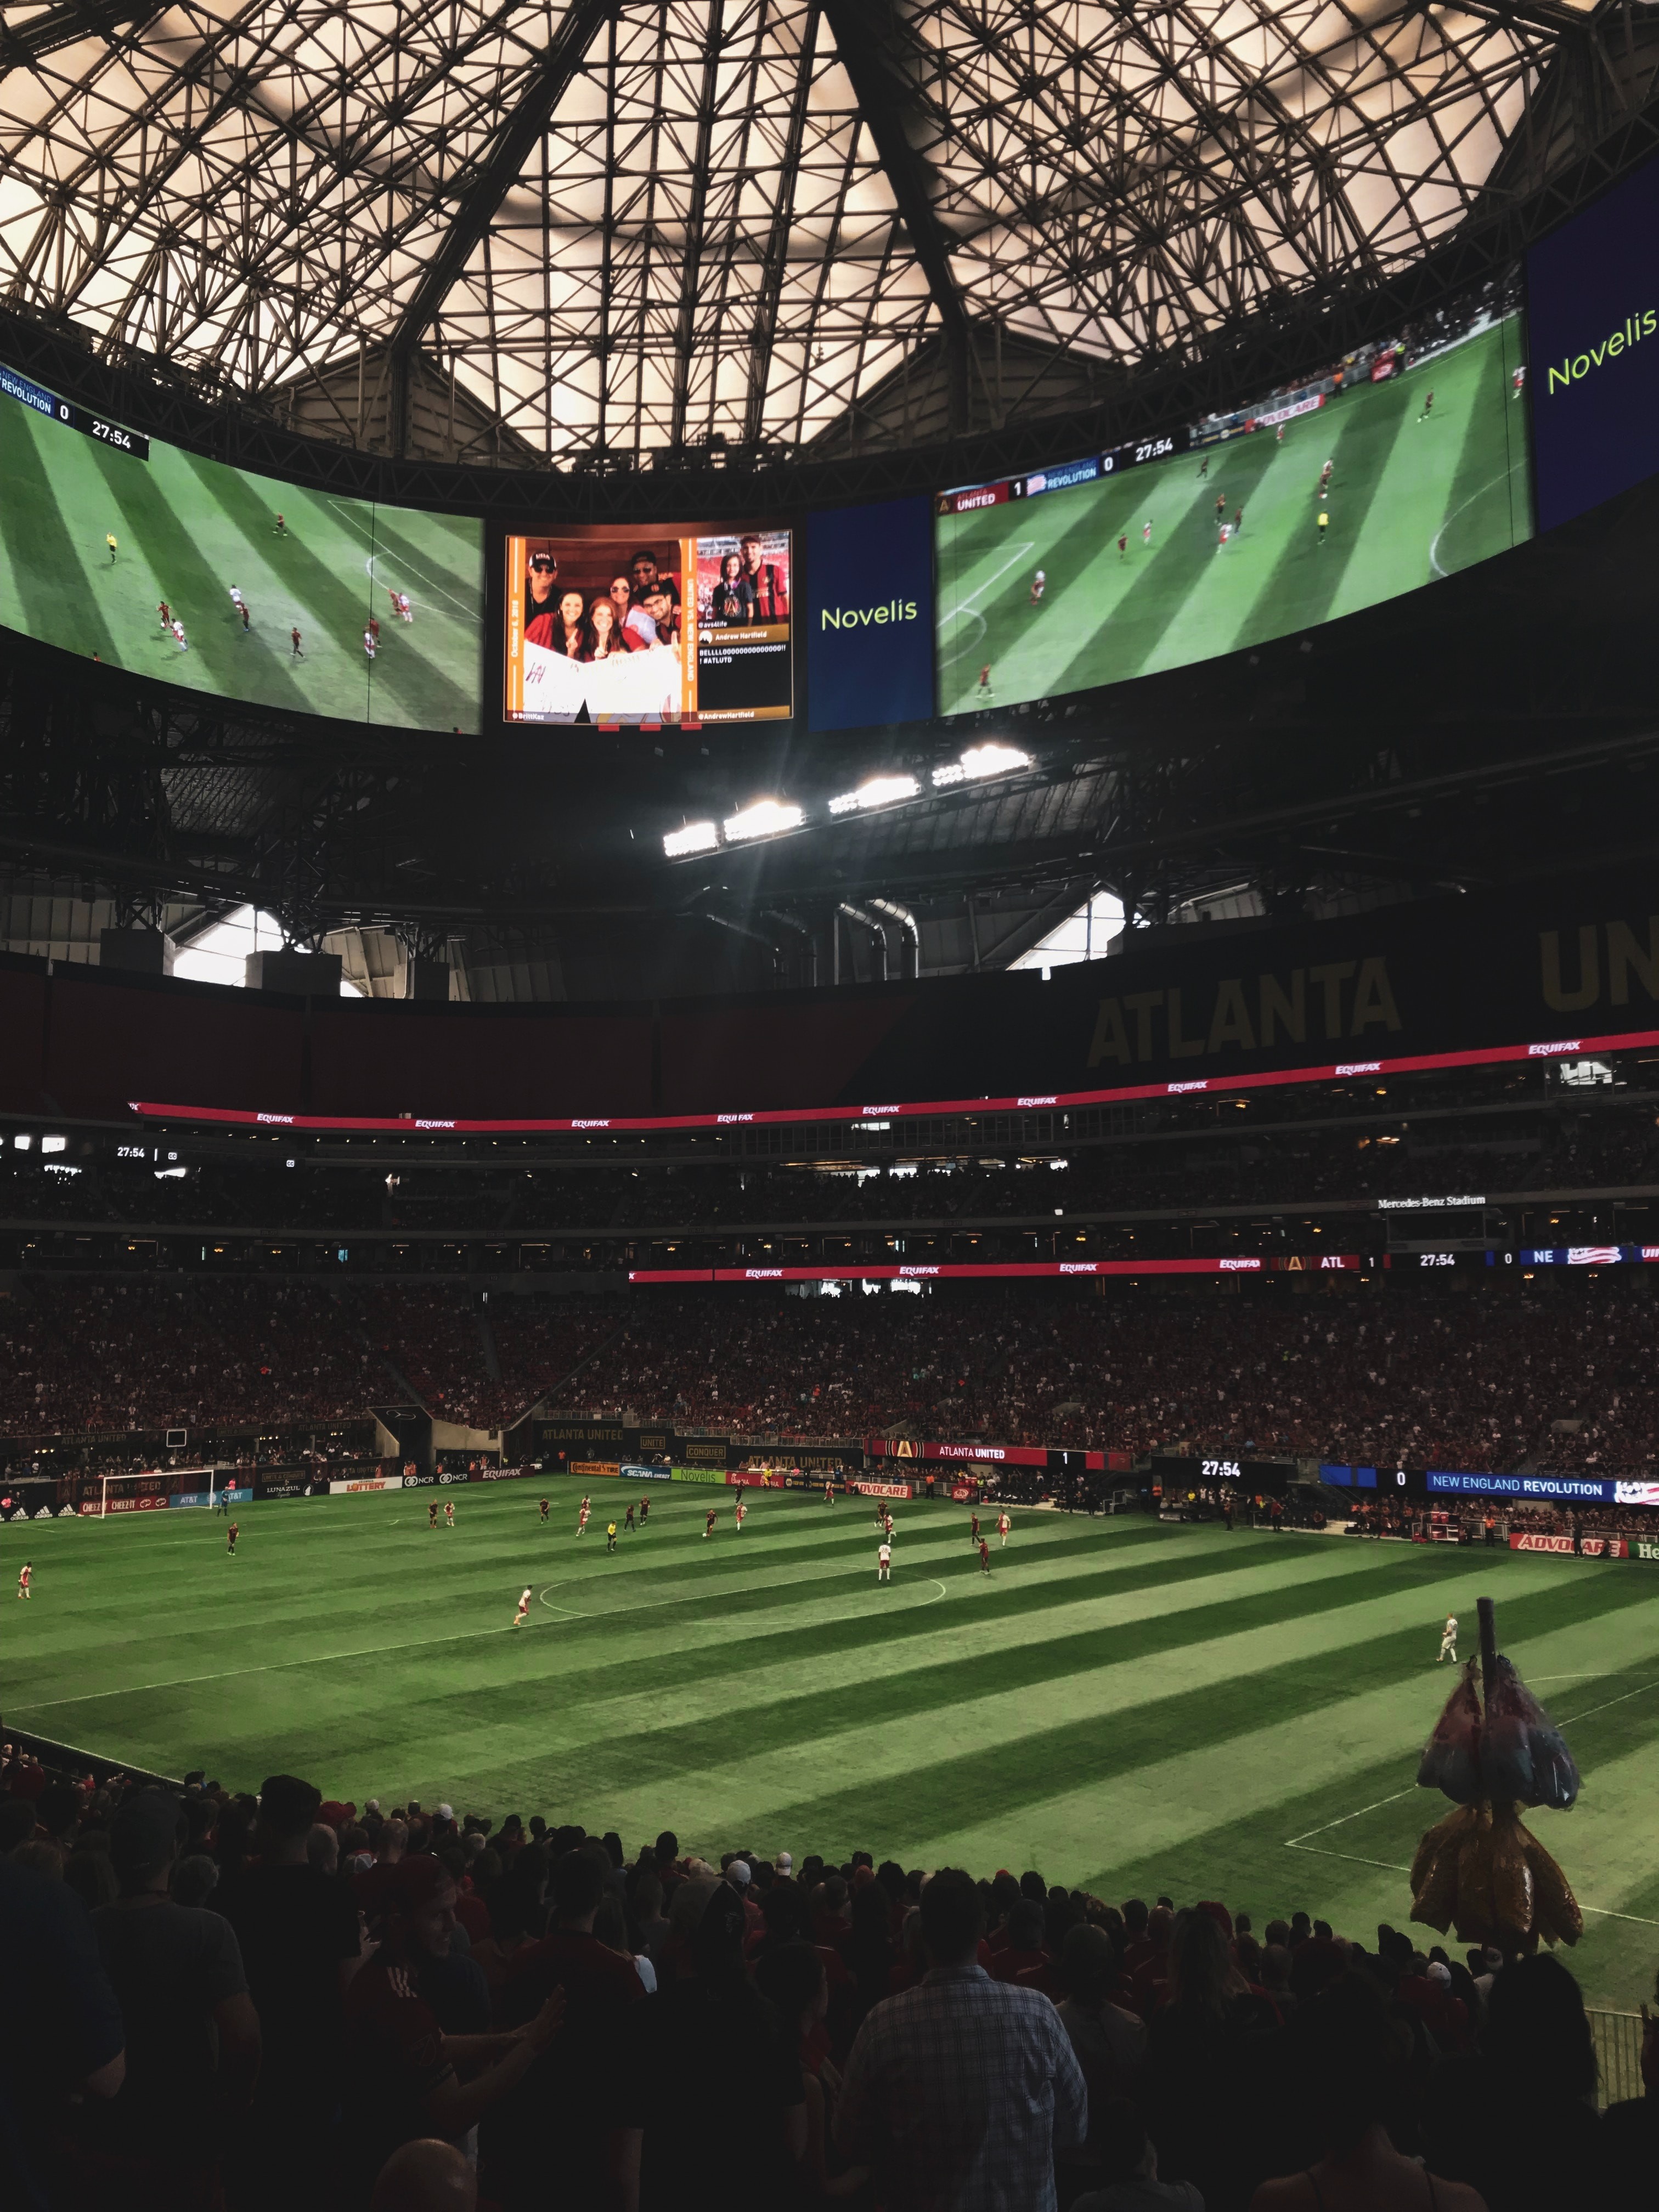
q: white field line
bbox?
[1284,1677,1659,1923]
[937,540,1035,670]
[325,496,479,619]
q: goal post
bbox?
[93,1469,216,1517]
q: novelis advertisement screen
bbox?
[935,276,1531,717]
[805,493,934,733]
[0,364,484,732]
[504,526,792,725]
[1526,151,1659,532]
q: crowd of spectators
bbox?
[2,1754,1651,2211]
[552,1280,1659,1473]
[5,1276,1659,1481]
[0,1282,620,1446]
[0,1282,382,1435]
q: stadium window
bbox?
[1010,890,1129,972]
[170,904,364,995]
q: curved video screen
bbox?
[0,364,483,732]
[503,525,793,726]
[935,274,1531,716]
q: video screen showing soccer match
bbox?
[504,525,792,725]
[935,274,1532,717]
[0,364,484,733]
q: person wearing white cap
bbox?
[724,1858,762,1942]
[776,1852,793,1876]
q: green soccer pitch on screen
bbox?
[0,367,484,734]
[935,277,1533,719]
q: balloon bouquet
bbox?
[1412,1594,1584,1950]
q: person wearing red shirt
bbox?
[488,1847,645,2208]
[978,1536,992,1575]
[343,1857,562,2196]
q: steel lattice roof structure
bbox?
[2,0,1646,470]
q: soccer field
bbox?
[9,1487,1657,2010]
[936,315,1532,716]
[0,385,483,732]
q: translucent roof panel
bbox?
[0,0,1576,462]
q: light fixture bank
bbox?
[662,743,1031,856]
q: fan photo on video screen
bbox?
[692,526,792,721]
[505,534,687,724]
[503,524,793,725]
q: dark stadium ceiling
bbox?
[1,0,1651,467]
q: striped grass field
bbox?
[8,1486,1657,2011]
[935,313,1532,716]
[0,384,483,732]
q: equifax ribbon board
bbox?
[504,527,792,724]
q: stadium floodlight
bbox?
[933,742,1031,788]
[664,820,720,857]
[827,773,921,816]
[723,798,804,842]
[13,1133,32,1150]
[41,1135,68,1154]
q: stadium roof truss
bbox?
[0,0,1638,467]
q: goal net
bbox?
[92,1469,218,1517]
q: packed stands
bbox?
[1,1747,1651,2211]
[551,1280,1659,1473]
[3,1277,1659,1482]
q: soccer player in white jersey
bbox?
[735,1498,748,1532]
[1437,1613,1458,1663]
[877,1539,891,1584]
[512,1585,531,1628]
[998,1510,1011,1547]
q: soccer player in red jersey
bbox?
[157,599,171,630]
[704,1507,718,1539]
[1118,534,1127,560]
[639,1497,650,1524]
[624,1502,636,1532]
[539,1497,549,1523]
[970,1511,980,1544]
[978,1537,991,1575]
[428,1499,439,1529]
[227,1521,239,1556]
[17,1560,31,1598]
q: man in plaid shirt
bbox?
[834,1867,1086,2209]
